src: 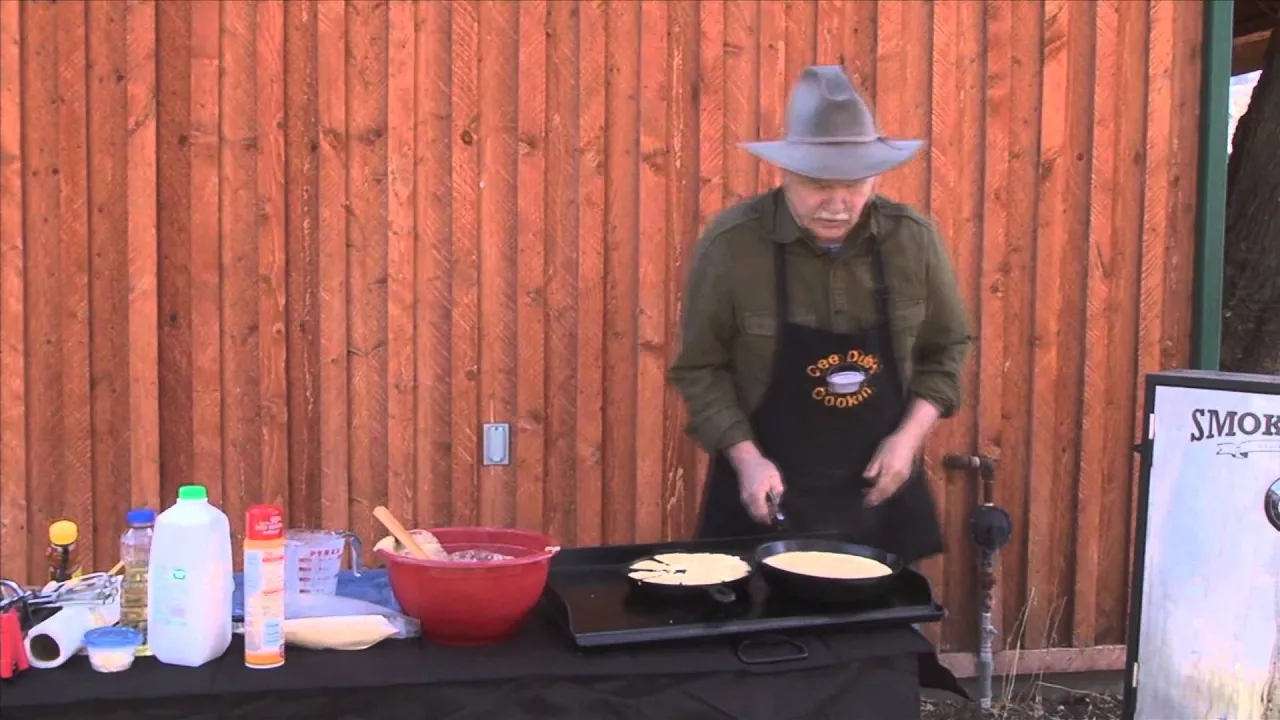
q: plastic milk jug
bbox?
[147,485,234,667]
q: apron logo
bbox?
[806,350,881,408]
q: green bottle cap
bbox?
[177,485,208,501]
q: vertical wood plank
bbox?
[687,0,726,527]
[723,1,759,204]
[449,0,481,527]
[21,0,59,578]
[1164,2,1200,370]
[603,1,640,544]
[977,0,1011,650]
[664,0,700,540]
[1027,0,1094,650]
[154,1,192,504]
[1075,0,1116,648]
[843,0,878,97]
[386,0,416,528]
[875,0,931,206]
[879,0,936,639]
[542,0,579,543]
[1135,0,1173,605]
[255,0,288,512]
[188,0,223,505]
[1096,0,1148,647]
[515,0,548,533]
[924,0,959,651]
[930,0,985,653]
[125,0,160,515]
[0,0,27,583]
[156,0,192,507]
[57,0,95,567]
[635,0,669,544]
[756,0,784,193]
[476,0,518,529]
[413,0,453,529]
[996,0,1043,647]
[315,0,349,533]
[1026,0,1071,651]
[284,0,321,528]
[695,0,724,227]
[87,0,131,563]
[574,0,606,547]
[345,0,388,550]
[783,0,817,97]
[220,0,259,549]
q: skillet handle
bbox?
[705,585,737,604]
[735,636,810,665]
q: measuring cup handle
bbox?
[343,532,363,576]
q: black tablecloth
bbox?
[0,606,963,720]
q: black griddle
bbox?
[543,534,945,649]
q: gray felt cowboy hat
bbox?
[742,65,923,182]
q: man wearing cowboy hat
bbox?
[670,65,970,563]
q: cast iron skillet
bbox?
[624,553,753,605]
[754,538,903,604]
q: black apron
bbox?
[695,239,945,565]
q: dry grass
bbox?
[922,592,1122,720]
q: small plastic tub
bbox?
[83,626,143,673]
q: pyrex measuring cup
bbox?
[284,529,362,595]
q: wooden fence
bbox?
[0,0,1204,660]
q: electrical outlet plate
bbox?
[482,423,510,466]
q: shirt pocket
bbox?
[734,311,777,390]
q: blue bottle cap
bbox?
[83,626,144,650]
[125,508,156,526]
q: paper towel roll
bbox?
[25,603,121,669]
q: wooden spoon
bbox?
[372,506,432,561]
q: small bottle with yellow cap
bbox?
[47,519,83,584]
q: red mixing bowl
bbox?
[377,526,560,646]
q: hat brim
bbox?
[740,138,924,182]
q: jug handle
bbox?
[343,532,363,576]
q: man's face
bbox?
[781,171,878,244]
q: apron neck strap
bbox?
[773,242,790,335]
[868,237,892,321]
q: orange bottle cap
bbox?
[49,520,79,546]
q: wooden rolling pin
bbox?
[371,506,432,561]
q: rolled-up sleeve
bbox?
[668,234,754,452]
[909,230,972,417]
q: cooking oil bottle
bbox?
[119,507,156,654]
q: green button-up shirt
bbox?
[669,189,972,453]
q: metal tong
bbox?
[766,490,787,529]
[24,573,120,610]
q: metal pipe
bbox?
[978,548,997,713]
[944,454,1003,715]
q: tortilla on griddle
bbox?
[627,552,750,586]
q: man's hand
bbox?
[726,442,785,525]
[863,430,921,506]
